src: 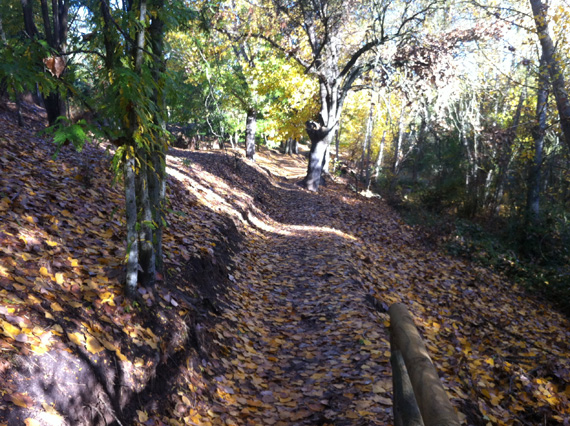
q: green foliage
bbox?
[0,38,56,98]
[41,118,100,157]
[395,195,570,315]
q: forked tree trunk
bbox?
[245,108,257,160]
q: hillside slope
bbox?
[1,105,570,425]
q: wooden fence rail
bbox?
[389,303,460,426]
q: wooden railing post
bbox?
[389,303,460,426]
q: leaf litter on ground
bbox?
[0,103,569,425]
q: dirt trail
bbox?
[211,183,392,425]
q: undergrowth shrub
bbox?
[386,185,570,317]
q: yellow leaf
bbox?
[28,294,42,304]
[25,215,36,224]
[485,357,495,367]
[30,345,49,354]
[101,338,117,351]
[50,302,64,312]
[41,402,62,417]
[39,267,50,276]
[24,419,40,426]
[100,292,116,306]
[46,240,58,247]
[13,276,28,285]
[67,332,85,346]
[137,410,148,422]
[86,335,104,354]
[1,320,20,339]
[55,273,65,285]
[61,210,72,218]
[11,393,32,408]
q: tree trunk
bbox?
[14,91,24,127]
[124,155,139,296]
[303,120,337,191]
[490,77,527,215]
[283,138,291,155]
[334,123,341,172]
[20,0,38,38]
[529,0,570,151]
[374,130,386,183]
[136,153,156,287]
[0,10,6,44]
[245,108,256,160]
[361,98,374,182]
[292,138,298,154]
[392,107,406,175]
[322,144,330,174]
[44,91,65,125]
[527,54,549,223]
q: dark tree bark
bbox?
[529,0,570,151]
[20,0,38,37]
[21,0,69,124]
[245,108,257,160]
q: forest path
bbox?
[185,149,570,426]
[210,178,393,425]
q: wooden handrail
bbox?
[389,303,460,426]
